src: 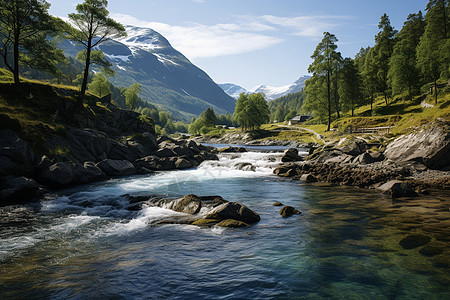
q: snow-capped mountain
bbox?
[60,25,235,119]
[218,83,249,99]
[219,75,311,101]
[252,75,311,101]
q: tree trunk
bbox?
[334,76,340,119]
[434,79,438,105]
[13,27,20,85]
[79,39,92,104]
[384,90,388,106]
[327,71,331,131]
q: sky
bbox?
[49,0,429,90]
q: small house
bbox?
[288,115,312,125]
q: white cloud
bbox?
[111,13,351,59]
[112,13,283,59]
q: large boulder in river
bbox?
[166,194,202,214]
[96,159,135,176]
[206,202,261,224]
[281,148,303,162]
[384,125,450,170]
[38,162,74,186]
[0,129,35,176]
[377,180,418,198]
[0,176,39,204]
[279,205,301,217]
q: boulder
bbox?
[354,152,376,165]
[273,202,283,206]
[38,162,74,186]
[377,180,418,198]
[187,140,201,154]
[281,148,303,162]
[341,139,367,156]
[174,157,195,169]
[96,159,135,176]
[191,219,220,226]
[279,205,301,217]
[399,234,431,249]
[155,148,176,158]
[384,126,450,170]
[166,194,202,214]
[234,162,256,172]
[0,176,39,204]
[0,129,35,176]
[218,146,247,153]
[65,128,111,162]
[206,202,261,224]
[216,219,249,228]
[73,162,107,184]
[419,244,443,257]
[300,174,317,183]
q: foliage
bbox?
[268,91,305,122]
[123,82,141,110]
[233,93,269,131]
[0,0,65,84]
[339,58,363,116]
[88,73,111,97]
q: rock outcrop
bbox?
[281,148,303,162]
[376,180,418,198]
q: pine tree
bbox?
[66,0,125,104]
[417,0,450,104]
[339,58,362,116]
[373,14,397,105]
[201,107,216,127]
[388,12,425,99]
[0,0,65,85]
[306,32,339,131]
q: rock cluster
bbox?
[274,127,450,197]
[124,194,261,228]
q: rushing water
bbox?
[1,147,450,299]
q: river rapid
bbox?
[1,146,449,299]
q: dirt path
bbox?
[273,125,324,141]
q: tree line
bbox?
[303,0,449,131]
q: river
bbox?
[1,146,449,299]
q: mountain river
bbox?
[1,146,449,299]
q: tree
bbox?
[201,107,216,127]
[306,32,339,131]
[373,14,397,105]
[388,12,425,99]
[88,73,111,97]
[417,0,450,104]
[339,58,362,116]
[66,0,125,103]
[362,47,379,113]
[233,93,269,130]
[426,0,449,39]
[0,0,65,85]
[123,83,141,110]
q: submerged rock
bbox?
[273,202,283,206]
[218,146,247,153]
[399,234,431,249]
[191,219,220,227]
[216,219,249,228]
[234,162,256,172]
[300,174,317,183]
[419,244,443,257]
[279,205,301,218]
[0,176,39,204]
[377,180,418,198]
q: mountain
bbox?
[252,75,311,101]
[218,83,249,99]
[59,25,236,120]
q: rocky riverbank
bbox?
[0,84,218,206]
[274,125,450,197]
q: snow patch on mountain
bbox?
[218,83,249,99]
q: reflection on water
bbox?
[0,150,449,299]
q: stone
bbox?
[166,194,202,214]
[96,159,136,176]
[0,176,39,204]
[399,234,431,249]
[384,125,450,170]
[206,202,261,224]
[273,202,283,206]
[281,148,303,162]
[376,180,418,198]
[218,146,247,153]
[0,129,35,176]
[341,139,367,156]
[155,148,176,158]
[300,174,317,183]
[73,162,107,184]
[234,162,256,172]
[354,152,376,165]
[191,219,220,226]
[419,244,443,257]
[65,128,111,163]
[216,219,249,228]
[38,162,74,186]
[280,205,301,217]
[174,157,195,169]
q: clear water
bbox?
[1,149,449,299]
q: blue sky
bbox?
[49,0,429,90]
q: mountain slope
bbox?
[60,25,236,120]
[252,75,311,101]
[218,83,249,99]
